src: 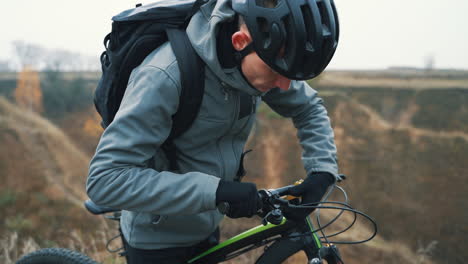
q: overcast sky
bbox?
[1,0,467,70]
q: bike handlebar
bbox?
[216,185,298,223]
[266,184,295,197]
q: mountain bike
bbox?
[16,179,377,264]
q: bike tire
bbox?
[255,239,305,264]
[16,248,98,264]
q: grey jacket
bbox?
[86,0,339,250]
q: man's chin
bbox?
[255,85,274,93]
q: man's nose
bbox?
[275,75,291,91]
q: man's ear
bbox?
[232,31,252,51]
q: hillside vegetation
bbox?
[0,97,112,263]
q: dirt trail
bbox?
[397,101,419,127]
[255,119,287,188]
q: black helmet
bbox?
[232,0,339,80]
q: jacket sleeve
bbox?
[86,65,220,215]
[261,81,340,181]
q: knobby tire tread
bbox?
[16,248,98,264]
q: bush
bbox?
[412,89,468,132]
[41,71,94,119]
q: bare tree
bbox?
[11,40,100,72]
[45,49,72,72]
[45,48,100,72]
[424,54,435,72]
[12,40,46,70]
[79,55,100,72]
[0,59,13,72]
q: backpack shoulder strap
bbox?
[163,28,205,170]
[166,28,205,140]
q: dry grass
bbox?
[0,232,40,264]
[1,230,127,264]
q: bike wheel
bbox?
[16,248,98,264]
[255,239,307,264]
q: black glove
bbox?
[216,180,261,218]
[285,172,335,222]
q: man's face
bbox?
[241,51,291,92]
[232,26,291,92]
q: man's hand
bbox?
[286,172,335,221]
[216,180,261,218]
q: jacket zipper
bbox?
[232,95,257,164]
[216,88,238,180]
[223,87,229,101]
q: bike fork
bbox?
[307,245,343,264]
[320,244,343,264]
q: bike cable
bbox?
[316,185,352,264]
[286,203,375,264]
[253,183,378,263]
[288,203,378,244]
[279,184,378,264]
[256,201,375,264]
[316,185,357,240]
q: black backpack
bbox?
[94,0,207,169]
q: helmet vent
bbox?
[322,26,331,37]
[256,17,270,33]
[316,1,331,36]
[301,5,316,49]
[255,0,278,8]
[305,42,315,52]
[281,16,291,55]
[256,17,272,49]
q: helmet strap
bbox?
[234,43,254,65]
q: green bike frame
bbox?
[188,217,322,264]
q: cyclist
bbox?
[86,0,341,263]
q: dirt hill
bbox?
[320,90,467,264]
[0,97,111,263]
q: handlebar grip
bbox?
[216,193,263,215]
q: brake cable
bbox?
[247,184,378,263]
[316,185,357,240]
[287,203,377,244]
